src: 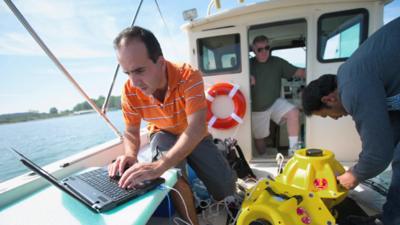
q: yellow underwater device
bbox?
[237,148,348,225]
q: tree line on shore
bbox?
[0,96,121,124]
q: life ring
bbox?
[206,83,246,129]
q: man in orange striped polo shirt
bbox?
[108,26,237,224]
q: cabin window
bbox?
[272,47,306,68]
[318,9,368,62]
[197,33,241,75]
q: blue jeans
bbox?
[382,142,400,225]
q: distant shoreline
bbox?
[1,95,122,125]
[0,112,66,125]
[0,108,119,125]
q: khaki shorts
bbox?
[251,98,295,139]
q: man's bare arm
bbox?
[118,109,207,187]
[108,125,141,177]
[123,125,141,158]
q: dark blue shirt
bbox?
[338,17,400,181]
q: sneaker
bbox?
[288,147,295,157]
[288,142,304,157]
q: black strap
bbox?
[265,187,303,205]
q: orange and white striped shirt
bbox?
[121,61,207,135]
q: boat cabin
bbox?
[182,0,390,162]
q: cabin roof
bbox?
[181,0,392,30]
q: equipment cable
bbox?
[160,184,194,225]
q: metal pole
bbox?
[3,0,123,138]
[102,0,144,114]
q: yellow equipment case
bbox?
[237,148,348,225]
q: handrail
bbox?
[102,0,144,114]
[207,0,245,16]
[3,0,123,139]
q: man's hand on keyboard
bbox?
[108,155,137,179]
[118,160,165,189]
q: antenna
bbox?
[8,147,24,160]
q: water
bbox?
[0,110,129,183]
[0,110,393,194]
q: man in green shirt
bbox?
[250,35,305,155]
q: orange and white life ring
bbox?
[206,83,246,129]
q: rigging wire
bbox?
[102,0,144,114]
[103,0,181,114]
[3,0,122,138]
[154,0,180,61]
[154,0,172,38]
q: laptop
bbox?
[9,147,165,213]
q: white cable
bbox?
[199,198,241,225]
[207,200,223,217]
[197,179,265,225]
[229,208,242,225]
[202,200,226,223]
[198,198,212,224]
[223,198,235,221]
[243,177,258,183]
[276,153,285,174]
[173,217,192,225]
[161,184,194,225]
[223,196,244,225]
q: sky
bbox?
[0,0,399,114]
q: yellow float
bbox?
[276,148,347,208]
[237,148,348,225]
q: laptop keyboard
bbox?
[78,168,139,200]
